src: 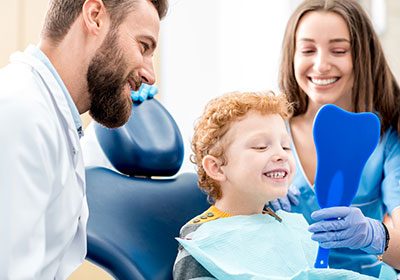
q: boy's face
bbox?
[220,111,295,205]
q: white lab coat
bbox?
[0,46,88,279]
[81,122,114,170]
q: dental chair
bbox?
[85,99,209,280]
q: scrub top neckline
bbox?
[286,120,315,190]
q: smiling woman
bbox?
[276,0,400,277]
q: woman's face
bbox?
[294,11,354,111]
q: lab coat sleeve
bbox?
[0,96,59,278]
[381,128,400,215]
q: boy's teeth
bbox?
[265,171,286,179]
[311,78,338,85]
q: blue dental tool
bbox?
[312,104,380,268]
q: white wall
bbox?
[159,0,294,173]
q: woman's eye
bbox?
[300,49,315,55]
[332,49,348,55]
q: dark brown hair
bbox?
[42,0,168,43]
[279,0,400,134]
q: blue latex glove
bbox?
[131,83,158,103]
[268,184,300,212]
[308,207,386,254]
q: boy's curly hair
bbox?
[191,91,292,202]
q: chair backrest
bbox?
[94,99,184,177]
[85,99,209,280]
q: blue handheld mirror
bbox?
[312,104,380,268]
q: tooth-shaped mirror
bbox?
[312,104,380,268]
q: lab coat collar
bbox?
[26,45,84,138]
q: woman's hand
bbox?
[308,207,386,254]
[268,184,300,212]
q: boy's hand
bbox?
[268,184,300,212]
[131,83,158,103]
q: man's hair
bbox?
[191,91,292,202]
[42,0,168,44]
[279,0,400,134]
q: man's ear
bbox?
[82,0,108,35]
[202,155,226,182]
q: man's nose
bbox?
[139,59,156,85]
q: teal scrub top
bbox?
[288,125,400,277]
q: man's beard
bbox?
[87,29,133,128]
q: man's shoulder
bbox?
[0,59,38,84]
[0,64,54,118]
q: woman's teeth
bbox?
[311,77,338,86]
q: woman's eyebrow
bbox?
[296,38,350,43]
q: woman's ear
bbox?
[82,0,108,35]
[202,155,226,182]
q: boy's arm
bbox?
[173,223,216,280]
[173,246,216,280]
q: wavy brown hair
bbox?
[42,0,168,44]
[191,91,292,202]
[279,0,400,134]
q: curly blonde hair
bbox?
[191,91,292,202]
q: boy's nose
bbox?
[271,147,288,162]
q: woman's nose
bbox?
[313,51,331,74]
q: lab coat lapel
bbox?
[10,48,89,279]
[10,49,86,193]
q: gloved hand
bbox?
[131,83,158,103]
[308,207,386,254]
[268,184,300,212]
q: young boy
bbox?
[173,91,297,279]
[172,91,379,280]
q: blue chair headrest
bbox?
[94,99,184,177]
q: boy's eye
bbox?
[282,146,292,151]
[252,146,267,150]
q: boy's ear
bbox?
[82,0,108,35]
[202,155,226,182]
